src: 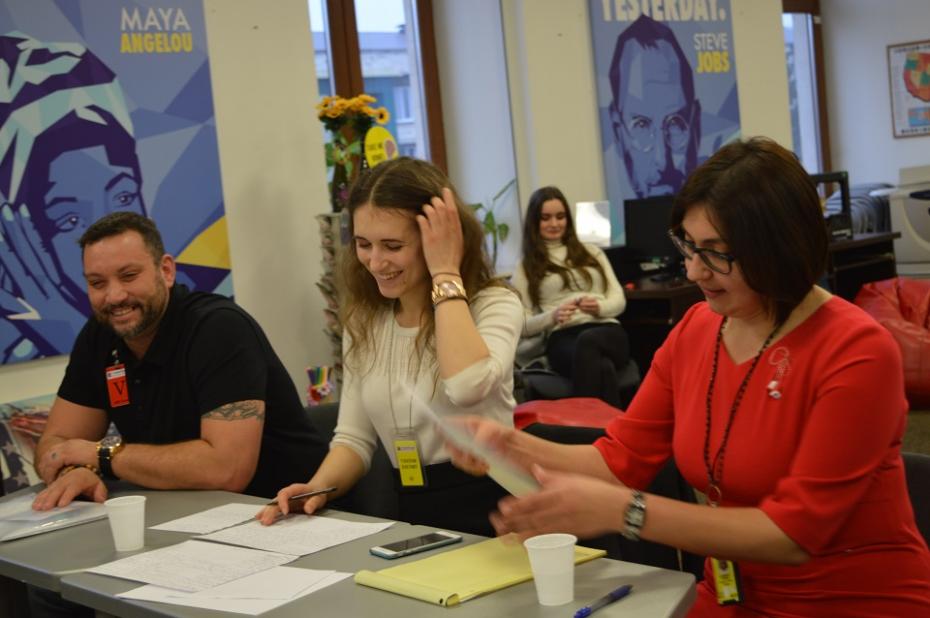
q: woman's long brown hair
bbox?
[339,157,504,374]
[520,186,607,308]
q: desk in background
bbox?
[0,486,696,617]
[605,232,903,371]
[826,231,901,300]
[621,276,703,372]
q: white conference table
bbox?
[0,486,695,617]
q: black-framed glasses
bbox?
[667,230,736,275]
[619,104,695,153]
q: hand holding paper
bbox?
[403,385,539,496]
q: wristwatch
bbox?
[431,279,467,307]
[621,490,646,541]
[97,436,124,480]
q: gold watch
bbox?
[97,436,124,480]
[431,279,467,306]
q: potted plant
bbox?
[470,178,517,268]
[316,94,390,212]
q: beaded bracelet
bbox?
[57,463,100,479]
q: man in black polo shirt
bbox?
[33,212,328,508]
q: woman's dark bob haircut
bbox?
[670,137,829,325]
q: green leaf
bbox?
[498,223,510,242]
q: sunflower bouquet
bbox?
[316,94,390,211]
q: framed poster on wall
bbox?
[0,0,232,365]
[588,0,741,245]
[887,39,930,138]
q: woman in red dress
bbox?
[451,137,930,617]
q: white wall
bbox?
[499,0,791,208]
[1,0,795,405]
[0,0,331,403]
[822,0,930,185]
[433,0,521,274]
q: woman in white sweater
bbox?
[512,186,630,406]
[259,157,522,536]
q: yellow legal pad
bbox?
[354,537,606,607]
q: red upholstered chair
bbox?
[854,277,930,408]
[514,397,623,430]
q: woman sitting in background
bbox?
[452,138,930,617]
[258,157,522,536]
[512,186,630,407]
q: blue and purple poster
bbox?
[0,0,230,364]
[589,0,741,243]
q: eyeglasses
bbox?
[667,230,736,275]
[620,105,694,153]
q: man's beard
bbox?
[94,281,167,340]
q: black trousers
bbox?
[394,462,506,537]
[546,322,630,408]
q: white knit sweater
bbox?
[511,241,626,337]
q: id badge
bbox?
[711,557,743,605]
[105,364,130,407]
[393,435,426,487]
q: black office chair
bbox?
[306,403,399,520]
[517,359,641,408]
[903,451,930,546]
[522,422,704,580]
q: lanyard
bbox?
[703,317,779,506]
[387,317,416,433]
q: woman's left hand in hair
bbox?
[417,187,464,277]
[577,296,600,316]
[490,465,627,541]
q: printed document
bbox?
[117,567,352,615]
[199,515,393,556]
[404,385,540,496]
[150,503,260,534]
[87,539,296,592]
[0,493,106,541]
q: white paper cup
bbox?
[524,533,577,606]
[104,495,146,551]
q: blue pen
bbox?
[573,584,633,618]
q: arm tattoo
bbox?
[202,400,265,421]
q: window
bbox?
[783,13,821,172]
[309,0,335,98]
[393,85,412,121]
[782,1,831,174]
[310,0,446,170]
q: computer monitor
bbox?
[623,195,680,263]
[574,200,611,246]
[811,171,853,240]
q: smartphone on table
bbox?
[370,530,463,559]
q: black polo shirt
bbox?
[58,285,327,498]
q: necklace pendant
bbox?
[706,483,722,507]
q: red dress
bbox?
[594,298,930,617]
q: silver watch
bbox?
[622,490,646,541]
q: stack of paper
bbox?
[87,540,296,592]
[149,503,260,534]
[355,537,605,606]
[118,566,351,615]
[86,505,395,613]
[199,515,394,555]
[0,493,106,541]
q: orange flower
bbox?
[375,107,390,125]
